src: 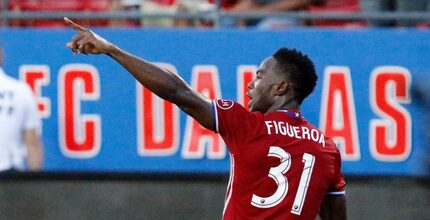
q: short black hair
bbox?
[273,47,317,104]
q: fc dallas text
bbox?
[19,63,411,162]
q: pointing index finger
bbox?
[64,17,86,33]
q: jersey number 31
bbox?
[251,146,315,216]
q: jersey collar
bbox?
[277,109,304,120]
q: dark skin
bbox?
[247,57,298,112]
[320,195,347,220]
[64,17,346,220]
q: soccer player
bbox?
[64,17,347,220]
[0,43,44,173]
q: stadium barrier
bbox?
[1,0,430,28]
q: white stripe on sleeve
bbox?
[212,100,219,133]
[326,191,346,195]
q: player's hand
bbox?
[64,17,113,55]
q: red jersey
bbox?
[213,99,345,220]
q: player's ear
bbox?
[274,81,289,95]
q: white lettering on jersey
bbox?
[265,121,325,147]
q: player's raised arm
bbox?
[64,17,215,131]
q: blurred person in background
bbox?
[65,18,347,220]
[359,0,394,26]
[110,0,231,28]
[395,0,430,27]
[306,0,363,28]
[140,0,178,27]
[360,0,430,27]
[111,0,178,27]
[224,0,323,29]
[174,0,216,27]
[174,0,239,27]
[110,0,142,27]
[8,0,111,27]
[0,43,43,173]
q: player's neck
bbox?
[279,102,300,111]
[268,98,300,112]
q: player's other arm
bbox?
[319,195,347,220]
[24,128,43,170]
[64,18,214,131]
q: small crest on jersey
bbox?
[216,99,234,110]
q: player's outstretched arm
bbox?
[319,195,347,220]
[64,17,215,131]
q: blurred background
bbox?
[0,0,429,219]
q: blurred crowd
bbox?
[1,0,429,29]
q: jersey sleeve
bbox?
[21,84,41,130]
[326,150,346,196]
[212,99,261,154]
